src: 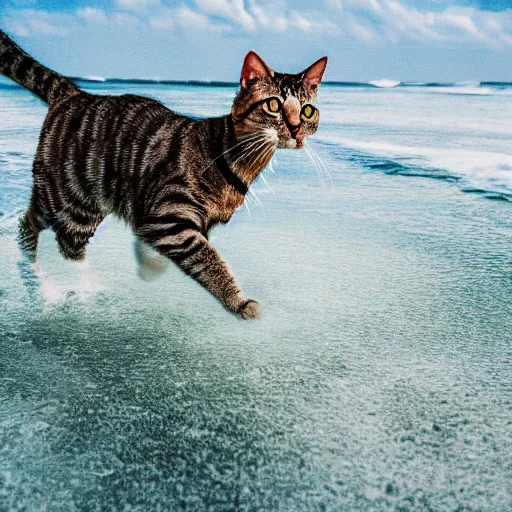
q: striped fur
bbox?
[0,31,79,106]
[1,32,327,318]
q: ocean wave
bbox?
[429,86,494,96]
[84,76,106,82]
[400,81,512,95]
[369,79,400,88]
[316,135,512,202]
[2,74,512,92]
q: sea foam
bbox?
[369,79,400,88]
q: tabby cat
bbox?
[0,30,327,318]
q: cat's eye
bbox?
[262,97,282,116]
[301,104,317,121]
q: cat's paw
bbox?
[238,299,261,319]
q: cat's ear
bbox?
[301,56,328,89]
[241,51,273,88]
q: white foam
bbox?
[39,259,106,305]
[369,79,400,88]
[84,76,106,82]
[320,134,512,193]
[430,86,493,96]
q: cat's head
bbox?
[231,51,327,150]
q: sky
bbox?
[1,0,511,82]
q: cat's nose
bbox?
[289,125,301,138]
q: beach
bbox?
[1,80,511,510]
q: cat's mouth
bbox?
[280,137,304,150]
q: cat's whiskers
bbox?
[306,141,334,193]
[239,139,278,216]
[259,171,274,194]
[257,144,276,176]
[232,135,274,172]
[303,143,325,187]
[247,190,266,216]
[199,132,262,175]
[241,139,277,181]
[248,140,274,170]
[233,133,270,160]
[243,196,252,218]
[231,136,267,167]
[254,145,277,196]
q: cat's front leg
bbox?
[136,222,260,319]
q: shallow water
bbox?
[1,83,511,510]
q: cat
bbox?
[0,30,327,319]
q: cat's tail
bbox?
[0,29,80,106]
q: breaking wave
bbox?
[369,79,400,88]
[317,136,512,202]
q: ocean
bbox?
[1,79,511,510]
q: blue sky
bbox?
[1,0,511,81]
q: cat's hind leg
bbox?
[54,209,104,261]
[18,197,49,262]
[17,193,51,306]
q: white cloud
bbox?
[2,9,74,37]
[194,0,256,31]
[178,7,232,32]
[149,15,174,31]
[4,0,512,48]
[111,12,142,27]
[248,1,288,31]
[287,12,338,33]
[245,1,338,34]
[116,0,161,11]
[325,0,512,45]
[2,5,149,37]
[274,17,289,31]
[326,0,343,10]
[349,19,378,41]
[291,12,313,32]
[441,12,479,36]
[76,8,108,25]
[480,10,512,45]
[342,0,383,14]
[3,20,30,37]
